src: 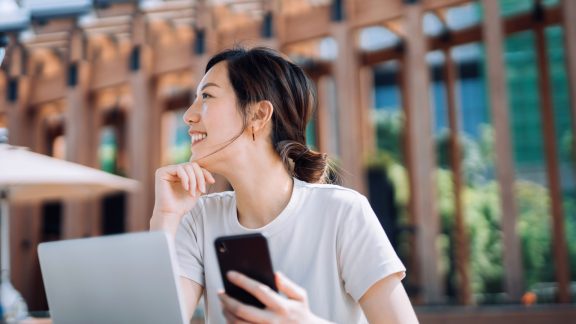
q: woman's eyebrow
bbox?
[200,82,220,91]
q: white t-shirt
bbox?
[175,178,406,324]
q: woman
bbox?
[150,47,418,323]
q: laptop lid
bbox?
[38,231,187,324]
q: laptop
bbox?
[38,231,187,324]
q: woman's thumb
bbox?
[275,272,307,302]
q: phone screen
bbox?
[214,233,277,308]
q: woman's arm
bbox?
[180,277,204,321]
[218,271,418,324]
[359,274,419,324]
[151,162,215,321]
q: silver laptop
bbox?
[38,231,187,324]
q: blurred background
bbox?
[0,0,575,323]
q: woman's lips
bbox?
[190,132,207,146]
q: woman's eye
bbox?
[201,93,211,99]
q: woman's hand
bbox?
[219,271,331,324]
[150,162,215,236]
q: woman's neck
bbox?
[221,153,294,229]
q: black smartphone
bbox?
[214,233,278,308]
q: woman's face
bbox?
[183,62,247,167]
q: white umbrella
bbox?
[0,144,140,322]
[0,144,139,202]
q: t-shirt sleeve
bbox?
[175,208,205,287]
[337,195,406,302]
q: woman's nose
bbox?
[183,101,201,124]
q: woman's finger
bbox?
[202,168,216,184]
[276,272,307,302]
[156,166,180,182]
[182,164,197,197]
[191,163,206,194]
[222,308,251,324]
[175,165,190,192]
[219,292,273,323]
[226,271,285,311]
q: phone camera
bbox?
[217,242,227,253]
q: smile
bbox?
[191,133,207,145]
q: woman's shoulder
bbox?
[296,179,367,207]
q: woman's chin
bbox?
[190,151,212,168]
[189,143,235,170]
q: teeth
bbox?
[192,133,207,143]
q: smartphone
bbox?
[214,233,277,308]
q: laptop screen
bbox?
[38,231,187,324]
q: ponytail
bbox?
[276,140,328,183]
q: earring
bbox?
[252,126,255,141]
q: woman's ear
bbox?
[251,100,274,132]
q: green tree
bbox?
[371,111,575,303]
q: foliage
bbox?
[372,109,404,163]
[99,128,118,174]
[515,180,555,288]
[170,145,192,164]
[370,110,576,303]
[463,181,503,296]
[435,130,489,185]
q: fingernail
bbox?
[227,271,238,279]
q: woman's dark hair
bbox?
[205,47,329,183]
